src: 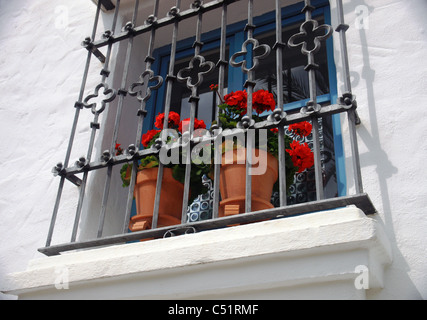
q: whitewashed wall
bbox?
[0,0,426,300]
[0,0,108,300]
[333,0,427,299]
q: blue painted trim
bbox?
[229,31,246,92]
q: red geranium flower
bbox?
[224,90,247,112]
[252,89,275,114]
[154,111,180,129]
[141,129,161,148]
[289,121,312,137]
[286,141,314,173]
[179,118,207,134]
[223,90,276,115]
[115,143,123,155]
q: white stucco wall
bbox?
[0,0,107,300]
[0,0,426,300]
[334,0,427,299]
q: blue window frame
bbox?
[145,0,346,203]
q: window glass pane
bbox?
[170,46,229,127]
[254,17,330,105]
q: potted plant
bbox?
[117,111,211,231]
[210,85,314,217]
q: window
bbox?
[149,1,345,216]
[41,0,374,256]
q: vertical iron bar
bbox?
[212,1,228,219]
[348,109,363,192]
[46,1,102,246]
[305,0,324,200]
[122,0,163,233]
[336,0,363,194]
[275,0,287,207]
[73,0,140,242]
[245,0,254,213]
[311,116,324,200]
[181,7,204,223]
[46,178,65,247]
[336,0,351,93]
[181,88,197,223]
[150,0,182,229]
[100,0,141,237]
[121,0,163,234]
[71,112,99,242]
[146,0,163,230]
[96,0,122,238]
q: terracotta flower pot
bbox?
[129,167,184,232]
[219,148,279,217]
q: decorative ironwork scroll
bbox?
[128,70,163,103]
[177,55,215,89]
[83,82,117,115]
[230,38,271,73]
[288,2,332,114]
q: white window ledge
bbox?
[2,206,391,300]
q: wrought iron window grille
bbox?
[42,0,376,257]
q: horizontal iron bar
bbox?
[59,103,353,178]
[38,193,376,256]
[63,147,158,176]
[92,0,241,49]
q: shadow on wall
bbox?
[343,0,423,299]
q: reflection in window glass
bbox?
[171,47,229,127]
[254,18,330,105]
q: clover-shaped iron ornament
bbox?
[230,38,271,73]
[301,100,321,115]
[191,0,202,10]
[122,21,135,34]
[126,144,138,160]
[83,83,116,115]
[52,162,65,177]
[177,55,215,90]
[101,150,112,164]
[288,19,332,55]
[75,156,87,169]
[236,115,255,130]
[267,107,287,124]
[128,70,164,102]
[167,6,180,18]
[152,138,163,151]
[338,92,357,110]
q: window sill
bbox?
[2,206,391,300]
